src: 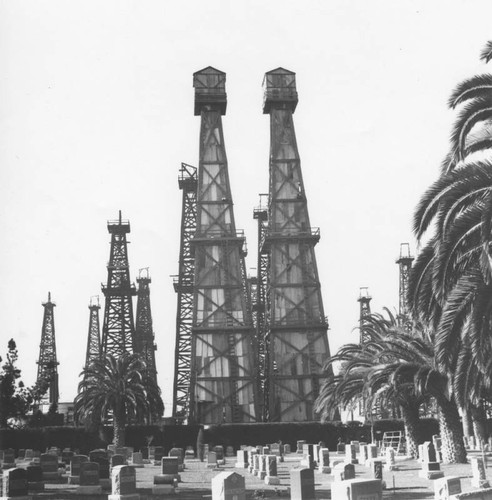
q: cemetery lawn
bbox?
[36,450,491,499]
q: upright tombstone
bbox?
[215,446,225,466]
[359,444,368,464]
[24,450,34,462]
[296,441,307,454]
[61,450,74,466]
[207,451,218,469]
[284,444,291,454]
[336,442,345,455]
[432,435,442,462]
[372,460,385,488]
[131,452,144,468]
[78,461,102,495]
[40,453,59,480]
[290,467,315,500]
[332,478,382,500]
[68,455,89,485]
[153,446,164,466]
[384,447,396,471]
[185,446,195,459]
[418,442,443,479]
[366,445,379,466]
[26,465,44,492]
[434,476,461,500]
[258,455,267,480]
[110,454,126,472]
[265,455,280,485]
[471,457,490,488]
[247,451,257,474]
[345,444,358,464]
[226,446,235,458]
[211,471,245,500]
[89,450,110,488]
[108,465,139,500]
[252,454,261,477]
[153,458,179,495]
[168,448,184,471]
[318,448,331,474]
[2,467,29,499]
[350,441,360,453]
[2,450,15,469]
[235,450,248,469]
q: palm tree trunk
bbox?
[436,397,467,463]
[462,407,473,439]
[470,404,488,447]
[113,405,126,447]
[400,404,421,458]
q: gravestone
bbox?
[148,446,155,461]
[471,457,490,488]
[284,444,291,454]
[69,455,89,484]
[26,465,44,491]
[108,465,138,500]
[337,442,345,455]
[215,446,225,465]
[153,457,179,494]
[265,455,280,485]
[318,448,331,474]
[131,452,144,468]
[78,461,102,495]
[40,453,59,480]
[61,450,74,466]
[185,446,195,459]
[350,441,360,453]
[372,460,384,486]
[345,444,358,464]
[366,445,378,465]
[226,446,235,458]
[2,449,15,469]
[159,457,180,482]
[359,444,368,464]
[235,450,248,468]
[89,450,110,488]
[418,442,443,479]
[31,451,40,465]
[300,452,314,469]
[247,451,257,473]
[290,467,315,500]
[433,435,442,462]
[331,478,382,500]
[258,455,267,480]
[434,476,461,500]
[207,451,218,469]
[140,447,149,460]
[17,450,25,461]
[107,444,116,456]
[252,454,260,476]
[110,454,126,472]
[24,450,33,461]
[168,448,184,471]
[332,462,355,482]
[384,447,396,471]
[2,467,29,498]
[211,471,245,500]
[296,440,307,454]
[153,446,164,465]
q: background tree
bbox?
[74,353,164,447]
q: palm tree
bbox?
[74,353,163,447]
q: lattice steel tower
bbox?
[358,287,372,344]
[135,268,158,384]
[36,292,59,405]
[172,163,198,422]
[189,67,258,423]
[101,211,137,357]
[262,68,331,421]
[396,243,414,328]
[85,296,101,370]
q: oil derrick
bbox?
[396,243,414,328]
[358,287,372,344]
[135,268,158,384]
[172,163,197,422]
[84,296,101,370]
[189,66,258,423]
[262,68,331,421]
[101,211,137,357]
[36,292,59,405]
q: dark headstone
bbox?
[2,467,28,497]
[290,467,315,499]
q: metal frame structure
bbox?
[189,67,259,423]
[172,163,197,422]
[36,292,59,405]
[101,211,137,357]
[261,68,331,421]
[358,287,372,344]
[84,296,101,370]
[135,268,158,384]
[396,243,414,328]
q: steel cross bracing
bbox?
[358,287,372,345]
[261,68,332,422]
[36,292,59,405]
[189,67,259,424]
[85,296,101,371]
[135,269,158,385]
[101,211,137,357]
[172,163,198,422]
[396,243,414,329]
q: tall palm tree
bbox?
[74,353,163,447]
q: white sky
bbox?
[1,0,490,414]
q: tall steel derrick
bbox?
[85,296,101,369]
[36,292,59,405]
[172,164,197,422]
[135,268,158,384]
[358,287,372,344]
[261,68,331,422]
[396,242,414,328]
[189,66,258,424]
[101,211,137,357]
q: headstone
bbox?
[300,453,314,469]
[161,457,180,482]
[384,447,396,471]
[24,450,34,461]
[61,450,74,466]
[215,446,225,465]
[434,476,461,499]
[211,471,246,500]
[422,442,436,463]
[40,453,59,480]
[78,461,102,495]
[350,441,360,453]
[336,442,345,455]
[2,467,29,498]
[168,448,184,471]
[235,450,248,469]
[17,450,25,460]
[107,444,116,456]
[247,451,257,473]
[252,454,260,476]
[331,478,382,500]
[2,449,15,469]
[290,467,315,500]
[265,455,280,485]
[68,455,89,485]
[185,446,195,459]
[258,455,267,480]
[153,446,164,465]
[366,444,378,465]
[110,454,126,472]
[108,465,138,500]
[284,444,291,454]
[359,444,368,464]
[148,446,155,461]
[372,460,383,480]
[140,447,149,460]
[296,440,307,454]
[418,441,443,479]
[207,451,218,469]
[345,444,358,464]
[225,446,235,458]
[471,457,490,488]
[26,464,44,491]
[131,452,144,468]
[318,448,331,474]
[153,457,180,493]
[433,435,442,462]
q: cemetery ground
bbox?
[4,449,492,499]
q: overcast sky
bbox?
[1,0,491,414]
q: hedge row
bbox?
[0,418,441,455]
